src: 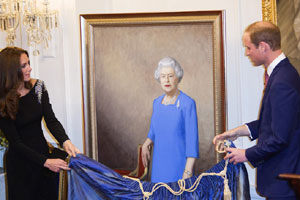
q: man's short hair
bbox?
[245,21,281,51]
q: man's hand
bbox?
[213,125,250,145]
[224,148,248,164]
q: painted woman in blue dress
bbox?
[142,57,199,183]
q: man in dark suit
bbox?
[213,21,300,199]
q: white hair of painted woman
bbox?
[154,57,184,83]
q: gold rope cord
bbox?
[124,140,232,200]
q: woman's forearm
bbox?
[183,157,196,177]
[143,138,153,147]
[142,138,153,167]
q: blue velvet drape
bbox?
[68,154,250,200]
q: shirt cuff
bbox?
[245,124,253,139]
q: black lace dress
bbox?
[0,80,69,200]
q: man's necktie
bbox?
[264,68,269,86]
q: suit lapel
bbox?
[258,58,289,120]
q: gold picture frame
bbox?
[262,0,300,73]
[80,11,226,175]
[262,0,277,24]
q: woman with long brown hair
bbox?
[0,47,80,200]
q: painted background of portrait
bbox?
[277,0,300,73]
[94,23,216,175]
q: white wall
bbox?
[0,0,266,199]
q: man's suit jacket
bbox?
[245,58,300,198]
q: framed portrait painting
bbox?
[80,11,225,175]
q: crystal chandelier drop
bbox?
[0,0,59,55]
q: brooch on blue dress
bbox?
[176,100,180,108]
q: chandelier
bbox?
[0,0,59,55]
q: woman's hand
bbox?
[182,157,196,180]
[142,138,153,168]
[182,171,193,180]
[44,158,70,172]
[63,140,80,157]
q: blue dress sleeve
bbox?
[184,99,199,158]
[147,100,155,141]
